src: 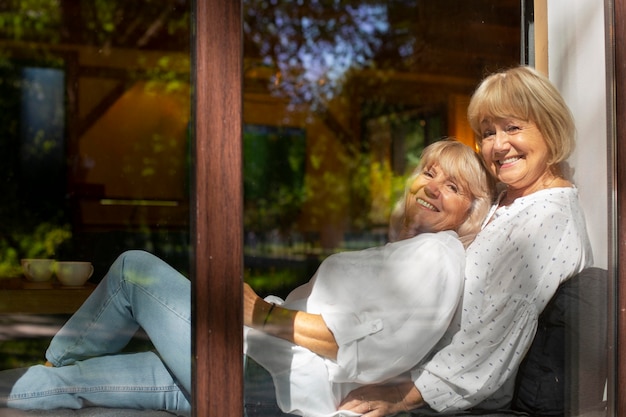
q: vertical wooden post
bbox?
[612,0,626,415]
[533,0,548,74]
[192,0,243,416]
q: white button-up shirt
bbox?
[245,230,465,417]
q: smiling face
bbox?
[479,117,554,195]
[402,163,473,235]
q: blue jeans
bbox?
[1,250,191,410]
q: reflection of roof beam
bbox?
[354,69,476,90]
[77,81,128,138]
[137,7,174,47]
[100,198,180,207]
[78,65,186,80]
[79,66,140,79]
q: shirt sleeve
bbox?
[412,192,593,412]
[322,233,465,384]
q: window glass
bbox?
[242,1,523,415]
[242,0,520,287]
[0,1,609,415]
[0,0,191,367]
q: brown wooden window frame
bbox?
[192,1,244,415]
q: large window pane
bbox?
[0,0,191,368]
[242,0,520,289]
[242,0,521,415]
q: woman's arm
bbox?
[338,380,424,416]
[243,283,339,359]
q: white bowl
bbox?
[21,259,55,282]
[55,261,94,287]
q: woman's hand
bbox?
[243,282,339,359]
[243,282,272,328]
[338,381,424,416]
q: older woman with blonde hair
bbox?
[339,66,593,417]
[388,139,494,246]
[245,139,494,417]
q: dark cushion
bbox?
[512,267,608,416]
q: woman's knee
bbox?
[116,250,178,289]
[117,250,156,265]
[109,251,159,285]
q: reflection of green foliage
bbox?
[244,268,303,294]
[350,154,373,229]
[0,1,190,51]
[244,263,317,299]
[88,0,117,35]
[0,338,51,368]
[0,334,155,369]
[348,153,409,230]
[0,0,61,43]
[244,125,307,234]
[0,223,72,278]
[20,223,72,258]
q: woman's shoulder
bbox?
[530,185,578,197]
[395,230,463,248]
[482,187,586,237]
[386,231,465,261]
[526,186,586,217]
[505,186,582,214]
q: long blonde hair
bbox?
[389,139,495,247]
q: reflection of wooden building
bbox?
[1,2,618,416]
[0,0,520,260]
[242,0,521,246]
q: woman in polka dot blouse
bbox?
[339,66,594,416]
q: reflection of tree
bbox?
[243,1,400,245]
[244,0,389,106]
[0,0,190,51]
[0,0,192,276]
[0,0,61,43]
[66,0,189,51]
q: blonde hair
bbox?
[389,139,495,247]
[467,66,576,165]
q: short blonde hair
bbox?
[389,139,495,247]
[468,66,576,165]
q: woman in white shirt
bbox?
[338,66,594,416]
[244,139,495,416]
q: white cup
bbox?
[55,261,94,287]
[21,259,55,282]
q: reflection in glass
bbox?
[243,1,520,415]
[242,0,520,300]
[0,0,191,368]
